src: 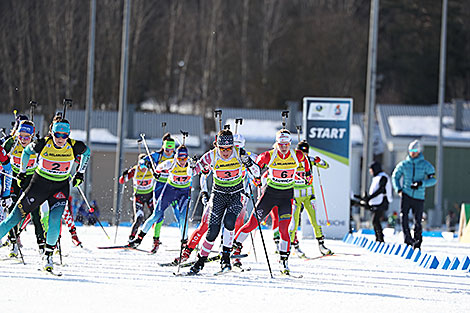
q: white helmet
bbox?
[233,133,246,148]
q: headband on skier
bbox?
[18,122,35,135]
[52,122,70,135]
[217,133,233,147]
[276,130,292,144]
[176,146,188,159]
[164,140,176,150]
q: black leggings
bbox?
[8,175,45,244]
[371,199,388,242]
[205,183,243,242]
[400,193,424,245]
[130,192,155,237]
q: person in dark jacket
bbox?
[392,140,436,249]
[362,162,393,242]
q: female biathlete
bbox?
[188,129,260,274]
[170,133,254,266]
[138,133,176,251]
[0,116,90,272]
[289,140,332,257]
[232,129,312,274]
[129,145,193,250]
[119,155,157,252]
[2,120,40,257]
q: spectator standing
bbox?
[392,140,436,249]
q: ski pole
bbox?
[58,236,63,265]
[0,171,18,181]
[76,185,110,239]
[247,182,273,278]
[315,166,330,226]
[249,232,257,263]
[189,191,202,222]
[114,183,125,244]
[139,134,159,174]
[11,230,25,265]
[177,173,193,273]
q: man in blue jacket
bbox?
[392,140,436,249]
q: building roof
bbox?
[214,107,364,147]
[376,103,470,145]
[66,110,204,147]
[0,113,45,137]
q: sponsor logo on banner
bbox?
[307,102,349,121]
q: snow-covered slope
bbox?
[1,226,469,313]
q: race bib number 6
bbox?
[272,169,294,179]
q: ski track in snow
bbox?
[1,226,469,313]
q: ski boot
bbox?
[38,238,46,255]
[220,246,232,272]
[43,251,54,272]
[317,236,333,256]
[413,239,422,250]
[9,240,18,258]
[189,254,207,274]
[173,245,193,265]
[279,251,290,275]
[1,238,9,247]
[128,231,146,248]
[70,227,82,247]
[292,235,306,258]
[150,237,162,254]
[128,234,135,245]
[232,241,243,268]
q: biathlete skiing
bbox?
[136,133,176,251]
[0,114,90,273]
[185,128,261,275]
[119,154,157,251]
[128,144,194,250]
[288,139,332,257]
[232,127,312,275]
[168,132,255,266]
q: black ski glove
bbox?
[17,172,29,190]
[72,172,84,187]
[410,181,422,190]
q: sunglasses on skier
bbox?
[219,146,233,152]
[19,135,32,141]
[54,132,69,139]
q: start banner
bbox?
[302,97,352,239]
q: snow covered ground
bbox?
[1,225,469,313]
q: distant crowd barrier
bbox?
[343,232,470,272]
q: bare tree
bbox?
[163,0,183,112]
